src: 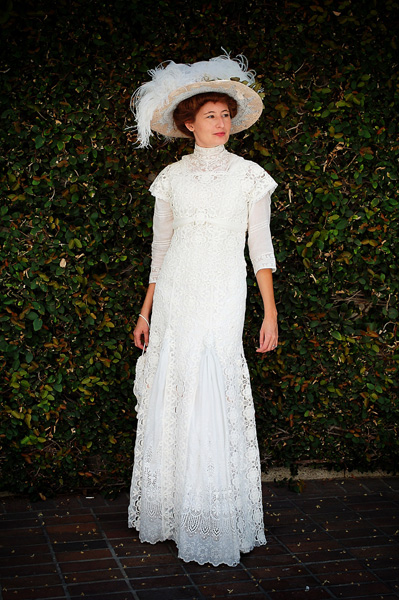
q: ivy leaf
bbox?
[33,318,43,331]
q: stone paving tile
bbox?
[58,556,119,573]
[1,574,63,594]
[328,581,395,597]
[306,558,368,574]
[291,548,354,564]
[55,547,113,562]
[63,566,126,584]
[45,521,101,543]
[2,587,66,600]
[321,516,368,530]
[131,572,193,589]
[95,511,128,522]
[268,590,332,600]
[0,562,58,578]
[325,526,381,539]
[0,529,46,547]
[248,564,315,587]
[136,587,201,600]
[197,579,266,597]
[258,573,320,592]
[190,568,251,585]
[49,538,109,552]
[349,544,397,560]
[66,578,130,596]
[114,542,176,559]
[98,525,136,539]
[0,542,51,560]
[69,595,137,600]
[124,563,187,578]
[0,516,40,530]
[41,512,96,525]
[1,498,32,512]
[374,566,399,581]
[183,561,245,575]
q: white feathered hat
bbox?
[131,50,264,148]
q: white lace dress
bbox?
[128,143,277,567]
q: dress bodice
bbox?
[147,144,278,283]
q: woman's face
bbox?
[185,101,231,148]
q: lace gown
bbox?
[128,144,277,567]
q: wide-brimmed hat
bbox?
[131,51,264,148]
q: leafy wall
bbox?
[1,0,398,498]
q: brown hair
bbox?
[173,92,238,138]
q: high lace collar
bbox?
[183,143,232,173]
[193,144,226,161]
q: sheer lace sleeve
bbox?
[148,168,174,284]
[245,162,278,275]
[248,192,276,274]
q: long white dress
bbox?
[128,143,277,567]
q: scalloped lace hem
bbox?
[127,523,267,567]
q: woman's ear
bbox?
[185,121,194,133]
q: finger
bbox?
[257,336,277,353]
[134,332,144,350]
[144,329,149,347]
[257,337,269,353]
[267,339,278,352]
[257,330,266,346]
[266,339,277,352]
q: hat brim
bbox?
[150,80,264,138]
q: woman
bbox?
[128,53,278,567]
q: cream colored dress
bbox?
[128,144,277,567]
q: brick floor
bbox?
[0,477,398,599]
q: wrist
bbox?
[263,309,278,320]
[138,313,150,328]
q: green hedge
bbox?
[1,0,398,498]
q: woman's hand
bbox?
[134,284,155,350]
[257,314,278,353]
[134,315,150,350]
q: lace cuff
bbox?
[149,265,164,285]
[251,252,276,274]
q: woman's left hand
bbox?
[257,314,278,353]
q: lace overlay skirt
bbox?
[128,226,266,566]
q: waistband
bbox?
[173,216,245,233]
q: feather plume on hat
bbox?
[131,51,264,148]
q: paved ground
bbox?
[1,477,398,600]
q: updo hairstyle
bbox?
[173,92,238,138]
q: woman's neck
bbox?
[194,144,225,156]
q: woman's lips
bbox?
[214,133,226,137]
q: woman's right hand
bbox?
[134,315,150,350]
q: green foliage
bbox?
[1,0,398,498]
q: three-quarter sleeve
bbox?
[148,167,174,284]
[244,162,278,275]
[248,192,276,273]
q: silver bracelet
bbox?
[139,313,150,328]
